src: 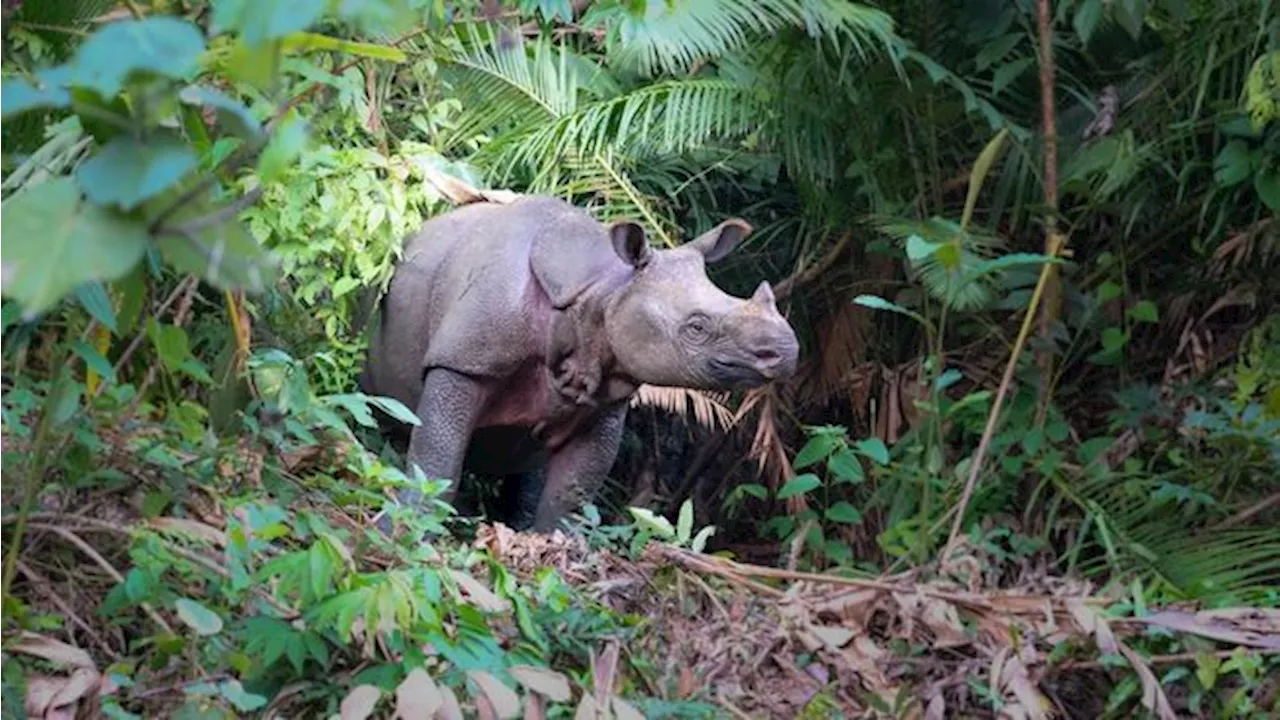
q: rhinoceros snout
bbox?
[750,335,799,380]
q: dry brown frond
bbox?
[799,301,872,409]
[630,384,735,431]
[739,385,793,492]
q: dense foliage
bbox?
[2,0,1278,717]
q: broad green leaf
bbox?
[218,680,266,712]
[793,434,836,469]
[74,281,117,332]
[148,320,190,372]
[1,178,150,319]
[212,0,327,47]
[366,396,422,426]
[1127,300,1159,324]
[71,341,115,384]
[1073,0,1104,44]
[1022,427,1044,456]
[0,65,74,120]
[76,136,197,211]
[935,368,963,390]
[174,598,224,635]
[325,394,376,427]
[734,483,768,500]
[258,112,309,183]
[1255,168,1280,213]
[628,507,675,538]
[178,86,262,140]
[961,253,1062,285]
[855,438,890,465]
[676,499,694,545]
[824,502,863,524]
[1097,281,1123,302]
[827,448,865,483]
[777,473,821,500]
[992,58,1033,96]
[905,234,940,262]
[1101,326,1128,352]
[157,199,277,293]
[72,17,206,96]
[1213,141,1253,187]
[1113,0,1148,40]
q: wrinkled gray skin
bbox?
[360,195,799,532]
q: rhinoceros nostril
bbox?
[753,348,781,364]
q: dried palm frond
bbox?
[738,384,793,491]
[630,384,735,431]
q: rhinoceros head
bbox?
[603,218,800,390]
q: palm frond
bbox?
[631,385,736,431]
[586,0,898,77]
[872,215,1007,312]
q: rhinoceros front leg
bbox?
[531,404,628,532]
[400,367,489,513]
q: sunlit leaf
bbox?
[174,598,224,636]
[72,16,206,96]
[76,135,197,211]
[778,473,821,499]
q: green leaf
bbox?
[962,126,1011,230]
[676,499,694,545]
[1097,281,1123,302]
[777,473,821,500]
[793,434,835,469]
[855,438,890,465]
[1,178,150,320]
[1255,168,1280,213]
[852,294,929,328]
[218,680,267,712]
[280,32,408,62]
[71,341,116,384]
[157,197,277,293]
[1101,327,1128,352]
[905,234,940,262]
[75,281,117,332]
[174,598,224,636]
[734,483,768,500]
[76,136,197,211]
[212,0,328,47]
[690,525,716,553]
[961,253,1061,285]
[824,502,863,524]
[0,65,74,120]
[1022,427,1043,456]
[1213,140,1253,187]
[827,448,865,484]
[992,58,1033,96]
[1113,0,1148,40]
[366,396,422,426]
[147,320,190,372]
[258,111,309,183]
[1127,300,1159,324]
[178,86,262,140]
[628,507,675,538]
[1073,0,1104,44]
[72,17,206,97]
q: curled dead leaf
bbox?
[436,686,464,720]
[340,684,381,720]
[1118,642,1177,720]
[468,670,521,719]
[396,668,444,718]
[573,693,604,720]
[10,633,96,669]
[610,696,646,720]
[807,624,856,650]
[508,665,571,703]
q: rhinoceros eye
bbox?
[681,314,713,344]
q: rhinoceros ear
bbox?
[688,218,752,263]
[610,221,652,269]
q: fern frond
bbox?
[631,385,736,431]
[586,0,898,77]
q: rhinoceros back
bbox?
[362,195,628,413]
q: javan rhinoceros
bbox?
[359,195,799,532]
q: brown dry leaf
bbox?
[1140,609,1280,649]
[1067,599,1118,654]
[677,666,696,699]
[918,597,969,648]
[841,635,897,706]
[611,696,646,720]
[25,667,100,720]
[997,654,1048,720]
[340,685,382,720]
[149,517,227,546]
[573,693,604,720]
[448,569,510,613]
[509,665,571,702]
[1117,642,1177,720]
[10,632,95,669]
[807,624,856,650]
[396,668,444,718]
[592,642,621,703]
[468,670,522,719]
[436,686,464,720]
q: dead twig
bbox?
[41,526,174,634]
[16,560,120,660]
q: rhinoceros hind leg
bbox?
[494,469,546,531]
[533,404,628,532]
[401,368,489,513]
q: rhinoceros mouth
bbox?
[708,358,769,387]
